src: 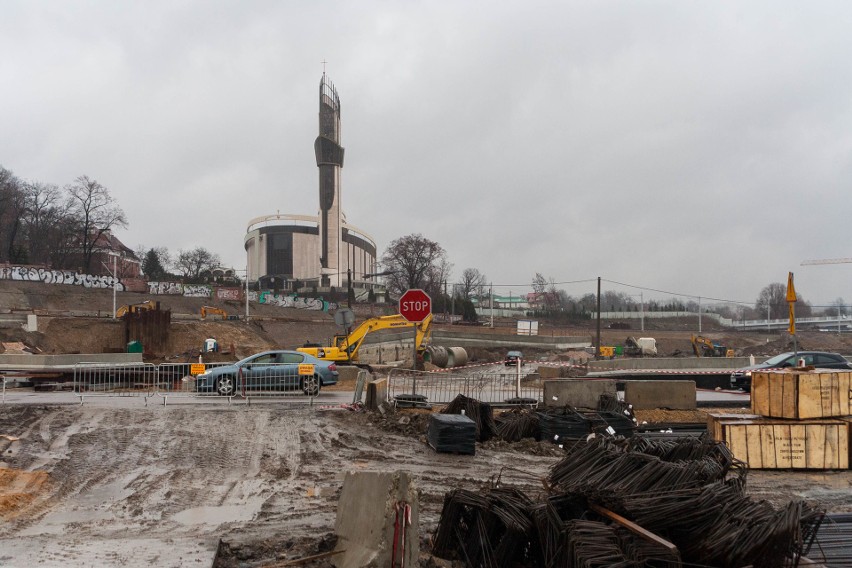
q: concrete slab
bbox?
[543,379,616,409]
[366,378,388,410]
[333,471,418,568]
[625,380,696,410]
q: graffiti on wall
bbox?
[216,287,242,301]
[182,285,212,298]
[258,292,336,312]
[147,281,183,295]
[0,265,124,291]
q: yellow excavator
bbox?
[297,313,433,363]
[200,306,228,319]
[116,300,158,318]
[691,334,734,358]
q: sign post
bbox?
[786,272,798,358]
[399,289,432,371]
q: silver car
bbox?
[195,350,338,396]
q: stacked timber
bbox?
[709,369,851,470]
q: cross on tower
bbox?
[321,59,328,74]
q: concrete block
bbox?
[333,471,418,568]
[543,379,616,409]
[26,314,38,332]
[336,365,360,382]
[624,380,696,410]
[366,378,387,410]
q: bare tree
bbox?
[66,176,128,273]
[22,181,62,265]
[755,282,813,320]
[380,234,447,298]
[175,247,221,282]
[0,167,27,263]
[459,268,487,300]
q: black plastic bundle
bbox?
[494,408,540,442]
[432,487,535,567]
[426,413,477,455]
[442,394,497,442]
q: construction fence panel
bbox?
[156,362,236,397]
[73,363,159,397]
[387,369,543,406]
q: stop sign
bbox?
[398,289,432,322]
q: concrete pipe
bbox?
[425,345,449,368]
[446,347,468,368]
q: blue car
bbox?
[195,350,338,396]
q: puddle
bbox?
[172,498,264,526]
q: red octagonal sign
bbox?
[398,289,432,322]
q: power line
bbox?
[601,278,756,306]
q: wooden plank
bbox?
[752,370,852,419]
[751,373,769,416]
[589,503,681,560]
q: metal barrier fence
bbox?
[387,368,543,406]
[68,361,333,402]
[74,363,158,397]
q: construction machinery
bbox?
[691,334,733,357]
[116,300,158,318]
[623,337,657,356]
[297,313,433,363]
[200,306,228,320]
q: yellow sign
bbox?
[190,363,206,375]
[786,272,797,302]
[788,303,796,334]
[599,346,615,358]
[298,364,315,376]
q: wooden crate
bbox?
[751,370,852,419]
[708,414,849,470]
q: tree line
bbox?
[0,167,224,283]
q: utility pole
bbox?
[490,282,494,328]
[112,253,117,319]
[245,264,249,320]
[698,296,702,334]
[596,277,601,359]
[640,291,644,332]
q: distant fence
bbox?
[387,368,543,406]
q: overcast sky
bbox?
[3,1,852,309]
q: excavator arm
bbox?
[298,313,433,363]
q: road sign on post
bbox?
[398,289,431,323]
[399,289,431,371]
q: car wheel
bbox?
[216,375,236,396]
[301,375,320,397]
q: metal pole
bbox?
[596,277,601,359]
[112,254,117,319]
[245,265,249,320]
[640,291,644,332]
[698,296,702,333]
[839,305,842,335]
[767,305,770,333]
[490,282,493,328]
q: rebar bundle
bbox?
[495,408,540,442]
[621,483,824,568]
[443,394,498,442]
[432,487,535,567]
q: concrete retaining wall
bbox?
[588,357,761,372]
[624,380,696,410]
[0,353,144,371]
[543,379,617,409]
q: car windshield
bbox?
[763,353,796,366]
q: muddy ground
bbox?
[0,402,850,568]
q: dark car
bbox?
[195,350,338,396]
[504,351,524,366]
[730,351,852,391]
